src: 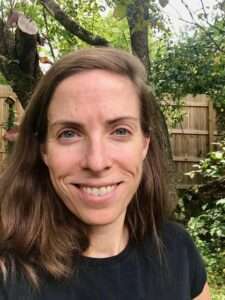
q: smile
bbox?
[81,184,117,197]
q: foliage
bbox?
[210,286,225,300]
[151,16,225,130]
[15,0,96,58]
[13,0,132,58]
[5,0,171,62]
[186,139,225,181]
[183,139,225,288]
[104,0,170,33]
[0,72,8,85]
[188,198,225,287]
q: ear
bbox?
[40,143,49,166]
[142,136,150,160]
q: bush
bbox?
[186,139,225,181]
[183,139,225,290]
[188,198,225,286]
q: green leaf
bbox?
[216,199,225,205]
[113,3,127,20]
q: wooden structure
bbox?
[0,85,23,162]
[169,94,219,188]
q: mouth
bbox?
[73,183,122,197]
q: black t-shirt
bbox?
[0,222,207,299]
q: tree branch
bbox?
[180,0,195,22]
[200,0,208,22]
[39,0,109,46]
[180,0,225,52]
[199,0,225,34]
[179,17,225,53]
[199,0,225,35]
[42,6,56,61]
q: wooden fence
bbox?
[0,85,23,162]
[0,88,220,188]
[169,94,219,188]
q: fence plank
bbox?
[168,94,218,187]
[170,129,209,135]
[173,156,201,162]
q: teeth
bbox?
[82,185,115,196]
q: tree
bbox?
[151,0,225,130]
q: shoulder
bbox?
[159,221,203,259]
[160,221,207,298]
[139,221,207,298]
[140,221,197,257]
[158,221,205,269]
[160,220,195,245]
[135,222,207,298]
[160,220,191,237]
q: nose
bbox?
[81,137,112,173]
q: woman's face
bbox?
[42,70,150,228]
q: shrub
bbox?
[188,198,225,286]
[184,139,225,288]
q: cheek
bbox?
[44,142,91,175]
[44,147,79,177]
[114,146,145,175]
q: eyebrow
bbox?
[49,116,139,129]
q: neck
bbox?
[83,217,129,258]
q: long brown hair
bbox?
[0,47,169,286]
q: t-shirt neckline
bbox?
[78,239,134,266]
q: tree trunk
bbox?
[126,0,178,211]
[127,0,150,72]
[0,13,42,108]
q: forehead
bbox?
[48,70,141,123]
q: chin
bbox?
[77,209,126,228]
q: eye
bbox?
[58,129,80,141]
[113,127,131,136]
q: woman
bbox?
[0,47,210,299]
